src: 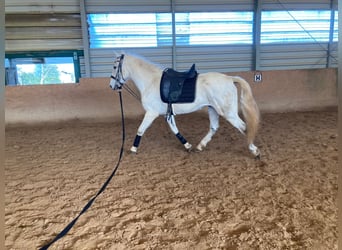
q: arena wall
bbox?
[5,68,337,126]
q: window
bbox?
[261,10,331,43]
[333,11,338,42]
[88,11,337,48]
[5,51,82,86]
[175,12,253,45]
[88,13,172,48]
[87,12,254,48]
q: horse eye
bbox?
[113,66,117,69]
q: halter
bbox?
[110,54,126,89]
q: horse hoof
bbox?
[130,146,138,154]
[248,144,260,159]
[184,142,192,152]
[255,153,261,160]
[195,145,203,152]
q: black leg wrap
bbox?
[133,135,142,147]
[176,133,187,145]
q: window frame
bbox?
[5,50,83,86]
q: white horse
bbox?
[109,52,261,158]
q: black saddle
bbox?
[164,64,197,79]
[160,64,198,104]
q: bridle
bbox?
[110,54,126,90]
[110,54,140,100]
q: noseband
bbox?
[111,54,126,89]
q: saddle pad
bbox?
[160,66,198,104]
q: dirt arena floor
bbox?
[5,110,337,250]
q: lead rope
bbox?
[39,91,125,250]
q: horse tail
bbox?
[232,76,260,145]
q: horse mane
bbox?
[123,51,163,73]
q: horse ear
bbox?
[114,51,120,58]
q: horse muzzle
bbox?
[109,76,122,90]
[109,83,122,91]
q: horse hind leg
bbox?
[225,112,260,158]
[225,112,246,135]
[196,106,219,151]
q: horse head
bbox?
[110,53,126,90]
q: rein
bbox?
[123,84,140,101]
[39,91,126,250]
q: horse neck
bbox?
[125,56,162,93]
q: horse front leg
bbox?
[130,111,158,153]
[166,115,192,151]
[196,106,219,151]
